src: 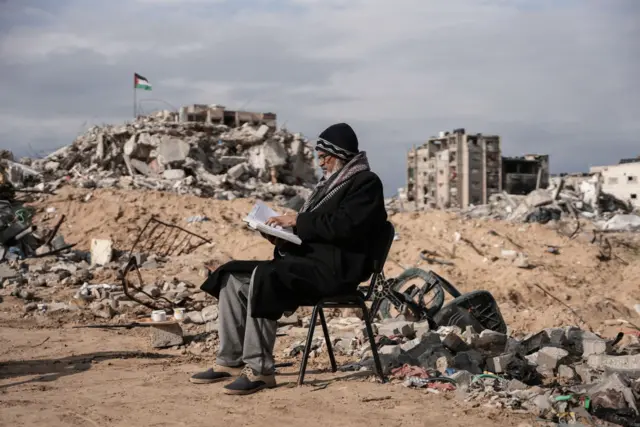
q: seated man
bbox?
[192,122,387,395]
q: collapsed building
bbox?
[405,129,550,210]
[2,106,318,206]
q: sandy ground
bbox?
[2,186,640,426]
[0,318,530,427]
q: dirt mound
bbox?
[23,186,640,334]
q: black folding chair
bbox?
[297,221,395,386]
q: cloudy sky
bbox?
[1,0,639,194]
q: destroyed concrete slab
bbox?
[157,137,191,164]
[150,323,184,348]
[90,239,113,266]
[536,347,569,371]
[162,169,186,180]
[587,354,640,378]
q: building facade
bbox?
[590,162,640,208]
[406,129,502,209]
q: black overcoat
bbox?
[200,170,387,320]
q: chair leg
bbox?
[318,306,337,373]
[297,305,320,386]
[360,301,386,384]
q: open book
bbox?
[243,202,302,245]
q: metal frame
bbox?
[297,221,395,386]
[121,216,212,312]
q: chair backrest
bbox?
[371,221,395,274]
[359,221,395,300]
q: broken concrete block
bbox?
[536,347,569,371]
[227,163,249,180]
[513,253,530,268]
[123,134,137,156]
[543,327,567,348]
[557,364,576,380]
[418,347,453,370]
[90,239,113,266]
[255,124,269,139]
[566,328,608,357]
[507,379,528,391]
[150,323,184,348]
[442,332,469,353]
[158,137,190,164]
[436,355,454,372]
[486,353,515,374]
[377,320,414,338]
[263,140,287,167]
[473,329,507,353]
[520,331,551,355]
[587,354,640,377]
[185,311,205,325]
[162,169,186,180]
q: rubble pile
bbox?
[3,114,319,203]
[462,176,640,232]
[274,317,640,425]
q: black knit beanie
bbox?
[315,123,359,161]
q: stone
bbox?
[532,395,551,412]
[185,311,205,325]
[278,314,299,327]
[486,353,515,374]
[442,332,469,353]
[201,305,219,322]
[377,321,414,338]
[418,347,454,370]
[507,379,528,391]
[162,169,186,180]
[142,285,161,298]
[473,329,507,353]
[453,350,483,374]
[400,333,441,359]
[566,328,608,357]
[150,323,184,348]
[255,124,270,139]
[513,253,529,268]
[0,264,17,279]
[520,331,551,355]
[536,347,569,371]
[90,239,113,266]
[501,249,518,259]
[379,345,402,359]
[158,137,190,164]
[123,135,137,156]
[557,364,576,379]
[227,163,249,180]
[543,327,567,348]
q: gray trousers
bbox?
[216,270,277,375]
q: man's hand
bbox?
[265,214,297,228]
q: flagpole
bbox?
[133,74,137,119]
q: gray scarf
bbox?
[300,151,370,213]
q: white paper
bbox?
[243,201,302,245]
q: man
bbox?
[192,122,387,395]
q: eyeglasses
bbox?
[317,153,329,163]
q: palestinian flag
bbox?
[134,73,152,90]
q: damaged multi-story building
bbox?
[406,129,502,209]
[405,129,550,209]
[152,104,277,128]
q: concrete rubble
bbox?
[458,175,640,230]
[276,317,640,426]
[3,111,318,204]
